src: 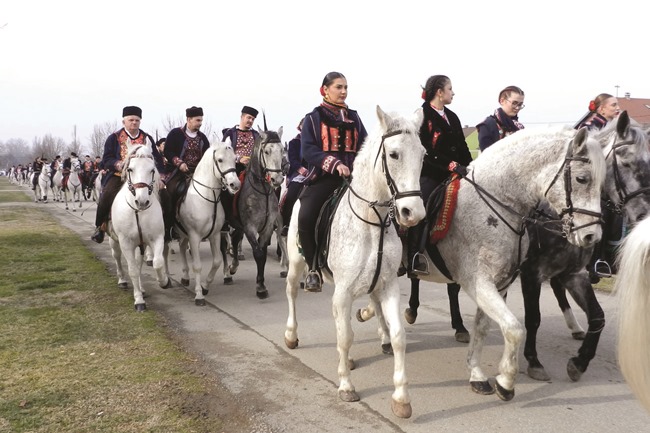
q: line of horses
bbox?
[94,109,650,419]
[30,159,100,211]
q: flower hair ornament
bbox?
[588,100,596,112]
[421,89,427,100]
[320,87,326,97]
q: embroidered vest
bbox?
[317,107,359,153]
[115,129,148,175]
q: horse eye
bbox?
[218,158,223,163]
[621,162,631,168]
[389,152,399,160]
[127,168,132,173]
[575,176,587,184]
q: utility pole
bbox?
[615,85,620,97]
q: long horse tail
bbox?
[615,216,650,413]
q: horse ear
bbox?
[277,126,283,140]
[376,105,389,131]
[616,111,630,138]
[223,136,232,148]
[573,127,589,153]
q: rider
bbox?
[81,154,94,198]
[407,74,473,276]
[31,157,44,191]
[476,86,526,152]
[575,93,622,282]
[279,117,310,236]
[91,106,164,244]
[161,106,210,242]
[298,71,368,292]
[220,105,260,229]
[50,155,61,187]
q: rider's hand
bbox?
[240,156,250,165]
[336,164,350,178]
[448,161,468,177]
[180,163,189,173]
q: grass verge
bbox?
[0,200,249,432]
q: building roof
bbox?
[618,97,650,126]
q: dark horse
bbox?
[220,122,286,299]
[400,112,650,382]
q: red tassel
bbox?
[421,90,427,100]
[320,87,326,97]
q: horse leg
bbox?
[468,285,523,400]
[552,279,585,340]
[145,245,154,267]
[220,231,233,285]
[178,237,191,287]
[248,236,269,299]
[448,283,469,342]
[376,281,412,418]
[188,235,207,306]
[205,235,222,289]
[404,277,420,324]
[355,302,376,323]
[278,230,289,278]
[109,238,129,290]
[125,246,146,312]
[228,229,243,277]
[563,273,605,382]
[331,287,359,403]
[151,240,171,289]
[284,221,306,349]
[369,295,394,355]
[520,268,550,381]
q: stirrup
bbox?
[410,252,429,276]
[593,259,612,278]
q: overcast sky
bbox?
[1,0,647,150]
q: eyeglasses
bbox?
[506,99,525,109]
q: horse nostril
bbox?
[401,208,412,219]
[584,233,595,245]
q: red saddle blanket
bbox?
[429,176,460,244]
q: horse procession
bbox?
[8,89,650,428]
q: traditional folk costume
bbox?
[477,108,525,152]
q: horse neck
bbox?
[194,150,224,190]
[347,143,392,220]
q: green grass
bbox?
[0,178,31,202]
[0,200,246,432]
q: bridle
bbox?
[125,152,155,203]
[344,128,421,293]
[248,138,286,193]
[190,148,237,203]
[604,136,650,214]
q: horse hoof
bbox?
[195,298,206,307]
[470,380,495,395]
[338,389,360,402]
[572,331,586,341]
[285,337,299,349]
[256,289,268,300]
[404,308,417,325]
[381,343,393,355]
[455,330,470,343]
[118,282,128,290]
[299,282,304,289]
[146,260,153,267]
[134,303,146,312]
[280,271,287,278]
[391,399,412,419]
[356,309,366,323]
[495,381,515,401]
[180,278,190,286]
[527,366,551,382]
[237,253,245,260]
[223,277,233,285]
[160,278,172,289]
[347,358,355,370]
[228,266,237,275]
[201,286,209,296]
[567,357,584,382]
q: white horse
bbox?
[284,106,426,418]
[36,164,53,203]
[175,138,241,306]
[358,125,606,404]
[92,171,103,202]
[52,169,64,202]
[108,143,170,311]
[64,159,84,211]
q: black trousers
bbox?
[95,175,122,227]
[280,181,304,227]
[298,174,343,270]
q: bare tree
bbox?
[32,134,66,160]
[88,121,118,157]
[0,138,31,169]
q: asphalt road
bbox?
[36,195,650,433]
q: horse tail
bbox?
[615,216,650,413]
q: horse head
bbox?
[593,111,650,226]
[122,144,158,211]
[213,137,240,195]
[544,127,605,248]
[255,126,285,189]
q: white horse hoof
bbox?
[195,298,206,307]
[391,400,412,419]
[134,303,146,312]
[284,337,298,349]
[338,389,360,402]
[118,282,128,290]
